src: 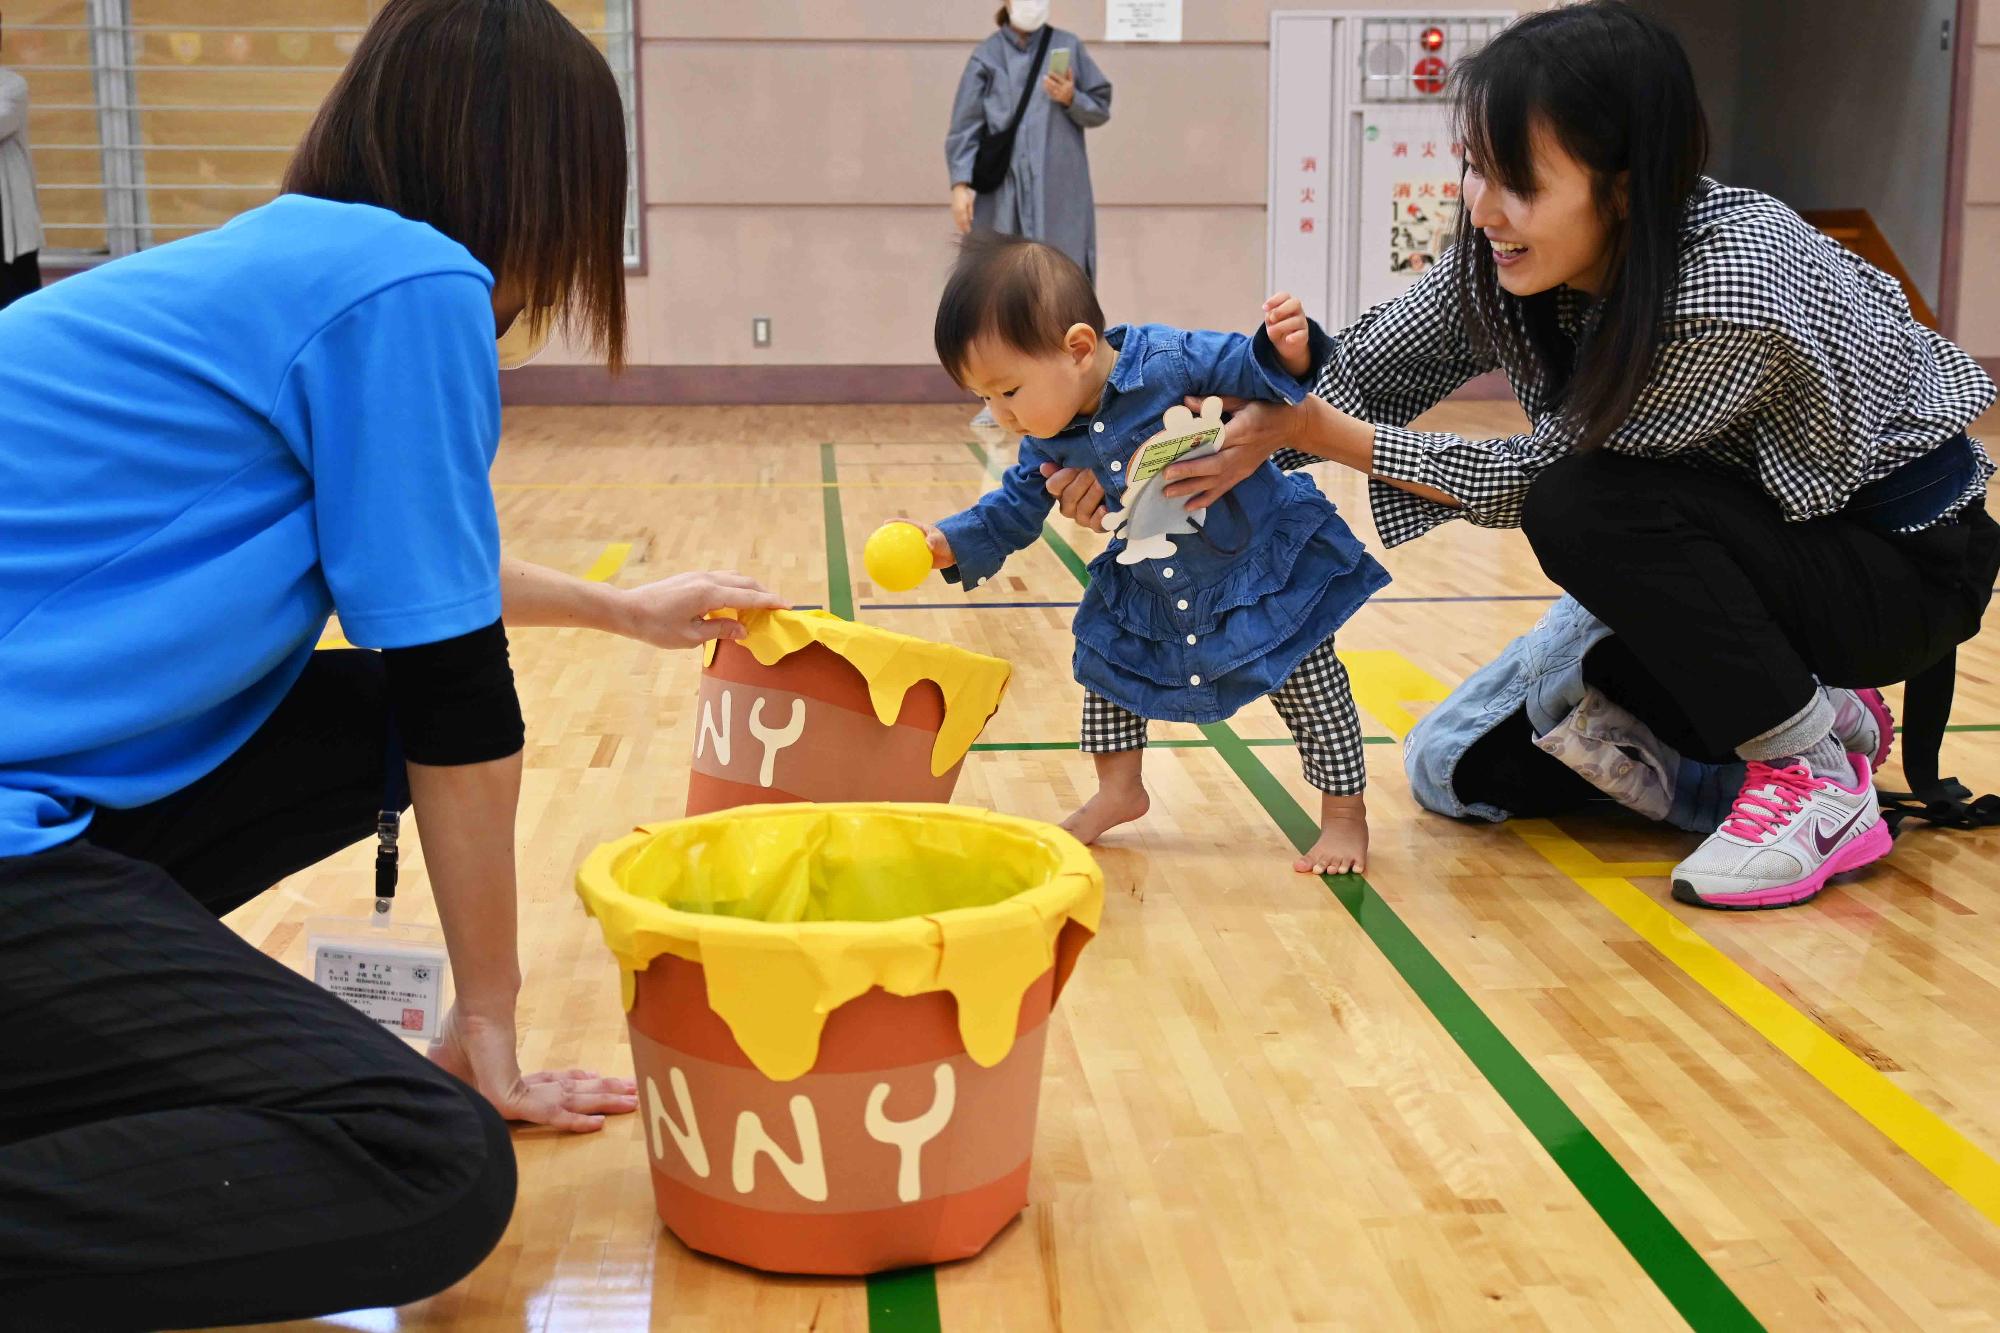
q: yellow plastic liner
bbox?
[703,609,1011,777]
[576,803,1103,1081]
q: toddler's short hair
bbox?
[934,231,1105,387]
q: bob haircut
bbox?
[283,0,629,370]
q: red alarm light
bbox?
[1421,26,1447,51]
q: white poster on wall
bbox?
[1106,0,1182,42]
[1355,106,1464,313]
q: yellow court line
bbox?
[1599,861,1679,878]
[1343,649,2000,1229]
[1516,818,2000,1229]
[1339,649,1455,739]
[582,542,633,583]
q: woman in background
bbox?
[0,15,45,310]
[946,2,1111,280]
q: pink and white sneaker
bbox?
[1830,686,1895,771]
[1670,754,1893,910]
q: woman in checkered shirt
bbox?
[1042,1,1999,910]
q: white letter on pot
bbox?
[644,1069,710,1179]
[695,689,732,766]
[864,1063,957,1203]
[733,1096,828,1203]
[747,696,806,788]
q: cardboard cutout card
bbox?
[1106,397,1227,565]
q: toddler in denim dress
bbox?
[920,233,1390,872]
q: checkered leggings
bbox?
[1080,634,1367,795]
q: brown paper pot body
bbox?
[575,804,1102,1277]
[689,640,953,813]
[685,611,1011,815]
[627,921,1093,1275]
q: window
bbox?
[6,0,640,266]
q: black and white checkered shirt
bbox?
[1289,179,1997,548]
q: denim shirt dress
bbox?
[939,322,1391,724]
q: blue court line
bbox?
[860,594,1556,612]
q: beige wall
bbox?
[1959,0,2000,358]
[551,0,1527,368]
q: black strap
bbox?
[1002,26,1056,140]
[373,718,408,913]
[1876,645,2000,836]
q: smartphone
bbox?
[1048,48,1072,78]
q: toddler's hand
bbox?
[922,524,956,570]
[1264,292,1312,378]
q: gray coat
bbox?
[0,69,42,263]
[946,26,1110,280]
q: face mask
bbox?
[496,311,553,370]
[1008,1,1048,32]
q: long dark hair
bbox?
[283,0,628,370]
[1447,1,1708,449]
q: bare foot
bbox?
[1295,794,1368,876]
[1061,784,1150,845]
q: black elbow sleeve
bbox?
[380,620,526,766]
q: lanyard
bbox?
[373,718,409,925]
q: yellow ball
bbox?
[865,521,933,593]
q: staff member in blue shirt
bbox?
[0,2,780,1326]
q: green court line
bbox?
[964,441,1094,584]
[820,443,856,620]
[970,440,1763,1331]
[822,443,945,1333]
[1202,725,1760,1330]
[867,1268,944,1333]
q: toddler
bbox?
[921,232,1391,874]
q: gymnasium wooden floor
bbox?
[232,398,2000,1332]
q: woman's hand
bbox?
[1039,461,1109,532]
[430,1005,637,1134]
[1043,68,1076,106]
[615,571,786,650]
[1159,396,1301,510]
[950,183,976,235]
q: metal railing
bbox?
[7,2,641,267]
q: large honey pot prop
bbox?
[687,609,1011,814]
[576,804,1103,1275]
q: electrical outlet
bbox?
[752,317,772,349]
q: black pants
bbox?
[0,651,516,1332]
[0,247,39,310]
[1454,452,2000,817]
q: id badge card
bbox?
[307,915,451,1044]
[1128,423,1221,485]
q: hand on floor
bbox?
[430,1005,639,1134]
